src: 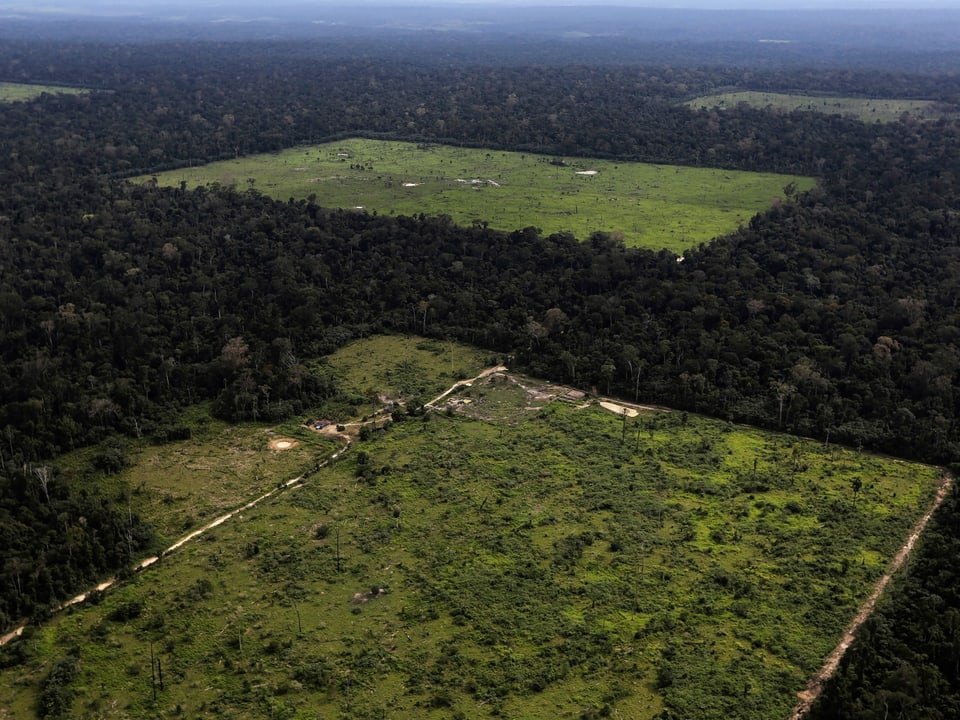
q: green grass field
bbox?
[53,409,341,545]
[325,335,493,408]
[686,91,950,123]
[49,339,491,545]
[0,82,89,103]
[137,138,814,253]
[0,337,942,720]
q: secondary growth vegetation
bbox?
[0,339,943,719]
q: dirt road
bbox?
[0,436,353,647]
[425,365,508,409]
[788,474,954,719]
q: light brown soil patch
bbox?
[599,401,639,417]
[268,438,298,451]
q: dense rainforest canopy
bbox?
[1,30,960,717]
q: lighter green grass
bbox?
[137,138,814,253]
[0,82,89,103]
[54,410,338,544]
[687,91,950,123]
[0,339,943,720]
[51,337,488,543]
[326,335,492,408]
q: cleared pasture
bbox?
[54,409,339,545]
[686,91,951,123]
[0,82,90,102]
[327,335,492,405]
[1,337,942,720]
[138,138,814,253]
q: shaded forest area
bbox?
[2,36,960,716]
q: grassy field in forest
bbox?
[0,82,89,102]
[0,337,942,720]
[51,338,492,545]
[137,138,814,253]
[53,411,340,544]
[686,91,951,122]
[323,335,494,414]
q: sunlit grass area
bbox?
[0,82,90,102]
[686,91,951,123]
[138,138,814,253]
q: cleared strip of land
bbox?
[0,82,89,102]
[138,138,814,252]
[687,91,950,123]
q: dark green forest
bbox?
[2,27,960,717]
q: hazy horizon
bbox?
[4,0,960,60]
[5,0,960,11]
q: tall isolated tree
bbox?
[771,380,796,427]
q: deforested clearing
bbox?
[0,337,941,720]
[139,138,814,253]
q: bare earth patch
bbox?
[269,438,298,451]
[599,401,639,417]
[430,367,666,424]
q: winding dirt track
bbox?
[424,364,508,408]
[788,473,953,719]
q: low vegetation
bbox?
[686,91,949,123]
[0,82,89,103]
[0,338,942,720]
[53,411,339,544]
[323,335,493,413]
[139,138,813,253]
[46,339,490,546]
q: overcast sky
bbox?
[3,0,960,22]
[8,0,960,9]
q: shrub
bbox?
[107,600,144,622]
[38,656,78,719]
